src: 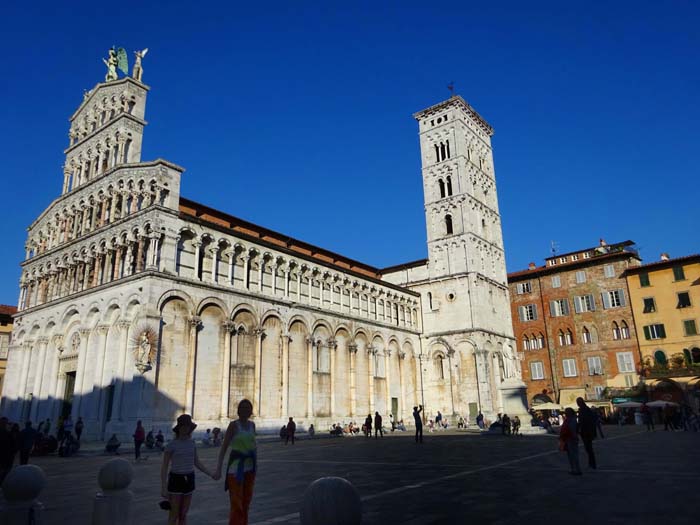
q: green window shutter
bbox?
[643,326,651,340]
[658,324,666,338]
[639,273,650,287]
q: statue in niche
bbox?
[132,48,148,82]
[131,325,159,374]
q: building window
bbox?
[620,321,630,339]
[643,324,666,340]
[624,375,636,387]
[551,275,561,288]
[604,264,616,278]
[574,294,595,313]
[550,298,570,317]
[583,252,591,259]
[446,176,453,196]
[518,304,538,321]
[558,329,574,346]
[684,319,698,336]
[673,265,686,281]
[572,254,579,261]
[612,321,621,340]
[639,272,650,287]
[427,292,433,310]
[522,336,530,351]
[559,257,568,264]
[677,292,691,308]
[0,333,9,359]
[438,179,445,198]
[562,358,577,377]
[575,270,587,284]
[536,333,545,349]
[654,350,667,366]
[616,352,635,373]
[530,361,544,380]
[587,356,603,375]
[445,214,453,235]
[582,327,593,344]
[602,289,626,309]
[643,297,656,313]
[593,386,605,399]
[516,281,532,294]
[435,355,445,380]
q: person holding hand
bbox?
[214,399,257,525]
[161,414,213,524]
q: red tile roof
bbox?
[0,305,17,317]
[623,254,700,274]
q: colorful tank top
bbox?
[226,420,257,486]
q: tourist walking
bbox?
[19,421,38,465]
[62,415,74,439]
[512,415,521,436]
[214,399,257,525]
[576,398,597,469]
[413,405,423,443]
[476,412,484,430]
[641,403,654,431]
[374,412,383,438]
[364,414,372,438]
[663,404,676,431]
[559,408,582,475]
[161,414,212,524]
[501,414,511,435]
[75,417,84,441]
[285,417,296,445]
[134,420,146,461]
[435,410,443,429]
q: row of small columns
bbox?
[28,186,165,258]
[19,234,160,310]
[186,242,418,329]
[63,138,132,193]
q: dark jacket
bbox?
[578,406,597,440]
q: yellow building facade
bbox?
[0,305,17,397]
[624,254,700,409]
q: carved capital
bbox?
[96,324,110,335]
[327,339,337,350]
[385,348,392,357]
[52,335,64,347]
[305,335,315,346]
[188,316,202,328]
[78,328,92,337]
[36,337,50,345]
[117,320,132,331]
[348,343,358,354]
[253,328,265,337]
[367,345,377,356]
[222,320,236,333]
[398,351,406,360]
[280,333,292,343]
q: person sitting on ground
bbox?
[155,430,165,452]
[428,419,435,432]
[397,419,407,431]
[348,422,355,435]
[279,425,288,441]
[202,429,212,446]
[442,418,449,429]
[146,429,156,449]
[105,434,121,455]
[457,416,465,429]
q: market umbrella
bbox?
[530,402,562,410]
[646,400,679,408]
[615,401,643,408]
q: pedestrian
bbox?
[476,412,484,430]
[161,414,213,524]
[559,407,582,475]
[364,414,372,438]
[374,412,383,438]
[19,421,38,465]
[285,417,296,445]
[75,417,84,441]
[390,413,396,432]
[63,415,74,439]
[134,420,146,461]
[435,410,443,429]
[641,403,654,431]
[595,408,605,438]
[0,417,17,485]
[576,397,597,469]
[155,430,165,452]
[663,404,675,431]
[512,415,521,436]
[413,405,423,443]
[308,424,315,438]
[501,414,510,435]
[44,418,51,436]
[214,399,257,525]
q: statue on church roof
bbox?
[102,46,128,82]
[132,48,148,82]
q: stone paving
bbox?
[8,426,700,524]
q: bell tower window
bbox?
[445,214,453,235]
[446,176,453,196]
[438,180,445,198]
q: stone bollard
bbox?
[92,458,134,525]
[0,464,47,524]
[300,476,362,525]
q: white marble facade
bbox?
[1,74,524,440]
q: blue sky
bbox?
[1,1,698,304]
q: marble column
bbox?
[368,346,376,413]
[184,316,202,415]
[280,333,291,418]
[29,337,49,422]
[220,321,235,419]
[88,325,110,426]
[253,328,264,415]
[348,343,358,417]
[306,336,314,418]
[193,241,202,280]
[385,349,392,416]
[110,321,131,421]
[398,351,406,421]
[328,339,337,419]
[71,328,92,419]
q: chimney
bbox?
[660,253,670,261]
[528,262,536,270]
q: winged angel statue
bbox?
[103,46,129,82]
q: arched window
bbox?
[654,350,667,366]
[537,333,545,349]
[566,329,573,345]
[435,354,445,380]
[445,214,453,235]
[558,330,565,346]
[427,292,433,310]
[582,327,592,344]
[440,142,447,161]
[434,144,440,163]
[612,321,620,340]
[620,321,630,339]
[522,336,530,351]
[446,176,453,196]
[446,140,451,159]
[438,179,445,198]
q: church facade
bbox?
[1,58,525,440]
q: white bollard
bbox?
[0,464,47,525]
[300,476,362,525]
[92,458,134,525]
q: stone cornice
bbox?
[70,77,150,121]
[413,95,494,136]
